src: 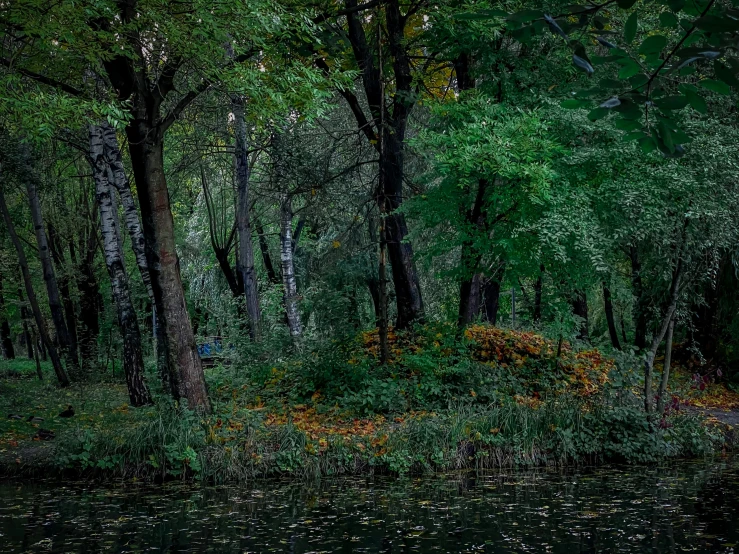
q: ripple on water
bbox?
[0,459,738,553]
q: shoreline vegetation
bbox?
[2,325,736,484]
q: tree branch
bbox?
[0,58,84,97]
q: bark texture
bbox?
[328,0,424,328]
[457,179,488,328]
[99,12,211,410]
[90,125,152,406]
[24,160,79,371]
[572,291,589,342]
[644,258,683,414]
[279,193,302,338]
[47,224,79,366]
[232,97,261,340]
[603,284,622,350]
[0,186,68,386]
[0,274,15,359]
[629,245,647,349]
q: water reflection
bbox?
[1,459,737,553]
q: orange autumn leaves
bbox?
[464,325,611,398]
[361,324,611,403]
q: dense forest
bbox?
[1,0,739,479]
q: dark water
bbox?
[1,460,738,553]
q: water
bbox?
[1,460,737,553]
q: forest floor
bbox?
[0,326,737,482]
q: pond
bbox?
[1,459,737,553]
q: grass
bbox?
[0,326,733,483]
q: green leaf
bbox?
[587,107,610,121]
[615,119,643,131]
[618,61,641,79]
[618,0,638,8]
[658,121,675,152]
[714,61,739,88]
[628,73,649,87]
[639,136,657,154]
[454,9,507,20]
[638,35,668,55]
[623,130,648,141]
[624,12,638,44]
[699,79,731,95]
[560,99,585,109]
[659,12,678,28]
[507,9,544,22]
[685,91,708,113]
[694,15,739,33]
[654,95,689,110]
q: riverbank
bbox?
[2,326,737,483]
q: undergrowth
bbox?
[0,324,732,483]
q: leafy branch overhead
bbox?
[456,0,739,156]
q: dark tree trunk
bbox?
[336,0,423,329]
[480,273,503,325]
[214,248,241,297]
[0,187,68,386]
[254,216,279,285]
[18,284,33,360]
[91,124,153,406]
[233,97,261,340]
[24,160,79,372]
[572,291,589,341]
[603,284,622,350]
[457,179,488,328]
[458,274,482,328]
[100,6,210,412]
[47,223,79,366]
[657,316,676,414]
[644,257,683,414]
[39,334,47,361]
[30,327,43,381]
[126,124,210,411]
[629,245,647,349]
[73,235,101,367]
[0,274,15,359]
[533,265,544,323]
[381,115,424,329]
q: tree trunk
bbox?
[47,224,79,366]
[382,128,424,329]
[30,327,43,381]
[125,123,210,411]
[39,334,47,361]
[533,265,544,323]
[91,125,153,406]
[24,163,79,372]
[657,316,676,414]
[18,284,33,360]
[340,0,424,329]
[644,258,683,414]
[73,235,101,367]
[101,122,160,353]
[480,273,503,325]
[279,193,302,339]
[457,179,488,328]
[254,216,279,285]
[0,186,68,386]
[629,245,647,349]
[458,274,482,328]
[572,291,589,342]
[603,284,622,350]
[0,274,15,360]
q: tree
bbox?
[90,123,152,406]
